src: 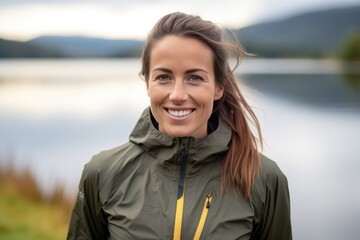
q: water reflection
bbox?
[240,74,360,111]
[0,76,147,119]
[0,59,148,119]
[342,73,360,89]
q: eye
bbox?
[155,74,172,83]
[188,75,204,84]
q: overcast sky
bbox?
[0,0,359,41]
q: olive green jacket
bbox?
[67,108,292,240]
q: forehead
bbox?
[149,35,214,70]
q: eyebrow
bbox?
[152,67,208,74]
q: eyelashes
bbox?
[153,74,205,84]
[155,74,171,82]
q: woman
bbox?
[68,12,292,240]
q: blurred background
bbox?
[0,0,359,239]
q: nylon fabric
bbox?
[67,107,292,240]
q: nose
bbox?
[169,80,188,102]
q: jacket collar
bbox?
[129,107,232,171]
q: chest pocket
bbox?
[179,178,220,240]
[191,179,254,240]
[193,180,217,240]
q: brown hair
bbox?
[140,12,262,197]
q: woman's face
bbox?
[147,35,224,138]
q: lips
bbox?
[166,109,193,117]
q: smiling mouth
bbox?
[166,109,193,117]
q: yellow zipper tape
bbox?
[173,193,185,240]
[193,194,212,240]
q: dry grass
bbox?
[0,160,74,208]
[0,159,75,240]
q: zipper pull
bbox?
[178,145,186,164]
[178,138,189,165]
[206,194,212,209]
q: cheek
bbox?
[147,87,163,104]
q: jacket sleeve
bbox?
[67,162,108,240]
[251,161,292,240]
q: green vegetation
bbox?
[339,33,360,89]
[0,162,74,240]
[340,33,360,61]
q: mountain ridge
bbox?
[235,5,360,57]
[28,35,143,58]
[0,5,359,58]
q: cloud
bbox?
[0,1,261,40]
[0,0,358,41]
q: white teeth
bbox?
[168,109,192,117]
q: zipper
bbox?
[173,138,212,240]
[193,193,213,240]
[177,138,189,199]
[173,137,190,240]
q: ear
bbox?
[214,84,224,100]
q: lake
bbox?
[0,58,359,239]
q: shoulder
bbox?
[251,154,289,207]
[80,142,144,196]
[85,142,142,175]
[258,154,288,183]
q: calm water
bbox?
[0,59,359,239]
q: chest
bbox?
[103,164,255,239]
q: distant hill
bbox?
[28,36,144,58]
[0,38,63,58]
[0,5,359,58]
[235,5,360,57]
